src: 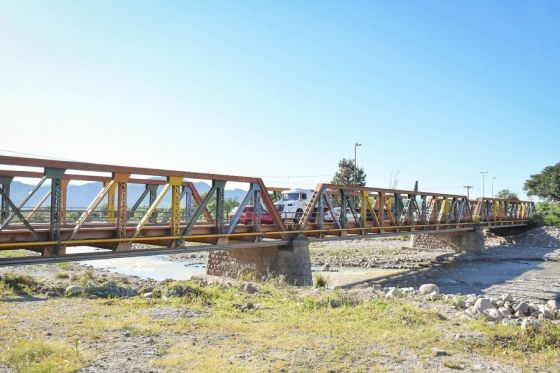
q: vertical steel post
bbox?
[253,183,261,237]
[45,168,66,255]
[168,177,183,237]
[114,173,130,242]
[0,176,13,224]
[214,180,226,234]
[339,189,347,229]
[184,186,192,222]
[60,179,69,224]
[148,184,159,223]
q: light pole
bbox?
[491,176,496,198]
[354,143,362,185]
[480,171,488,198]
[463,185,473,201]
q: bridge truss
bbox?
[0,156,535,265]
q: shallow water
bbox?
[68,246,206,281]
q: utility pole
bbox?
[480,171,488,198]
[354,143,362,185]
[463,185,473,201]
[491,176,496,198]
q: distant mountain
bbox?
[6,180,248,209]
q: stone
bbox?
[322,263,331,271]
[465,306,482,318]
[88,294,97,300]
[143,292,153,299]
[547,300,559,312]
[465,295,478,306]
[498,307,512,317]
[431,347,449,357]
[65,285,83,296]
[419,284,439,295]
[514,302,530,316]
[474,298,494,312]
[385,288,400,298]
[426,291,439,301]
[242,283,257,294]
[521,318,540,331]
[484,308,503,321]
[500,293,513,303]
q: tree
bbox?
[495,189,519,200]
[331,158,366,186]
[524,162,560,201]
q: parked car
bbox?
[324,207,360,222]
[228,205,274,225]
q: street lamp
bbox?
[354,143,362,185]
[463,185,473,201]
[480,171,488,198]
[492,176,496,198]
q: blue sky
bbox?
[0,1,558,197]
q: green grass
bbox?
[55,272,70,279]
[1,339,88,373]
[0,272,41,295]
[313,273,327,288]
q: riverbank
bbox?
[1,227,560,372]
[1,274,559,372]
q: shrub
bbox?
[0,273,40,295]
[55,272,70,279]
[313,273,327,288]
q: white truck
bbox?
[274,188,313,222]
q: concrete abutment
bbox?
[410,228,485,253]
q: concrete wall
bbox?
[410,228,484,253]
[206,235,313,286]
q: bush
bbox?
[313,273,327,288]
[531,201,560,227]
[0,273,40,295]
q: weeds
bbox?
[313,273,327,288]
[0,272,40,295]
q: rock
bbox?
[87,294,97,300]
[500,293,513,303]
[474,298,494,312]
[322,263,331,271]
[65,285,83,296]
[124,331,131,338]
[498,307,512,317]
[419,284,439,295]
[465,295,478,306]
[385,288,400,298]
[426,291,439,301]
[242,283,257,294]
[465,306,482,318]
[547,300,559,312]
[514,302,530,316]
[143,292,153,299]
[521,318,540,331]
[459,314,471,321]
[431,347,449,356]
[484,308,503,321]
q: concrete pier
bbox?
[206,235,313,286]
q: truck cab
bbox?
[274,188,313,223]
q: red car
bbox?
[229,205,274,225]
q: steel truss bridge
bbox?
[0,156,535,265]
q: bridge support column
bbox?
[410,227,484,253]
[206,235,313,286]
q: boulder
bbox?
[65,285,83,296]
[385,288,400,298]
[419,284,439,295]
[498,307,512,317]
[500,293,513,303]
[484,308,503,321]
[474,298,494,312]
[514,301,530,316]
[242,283,257,294]
[426,291,439,301]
